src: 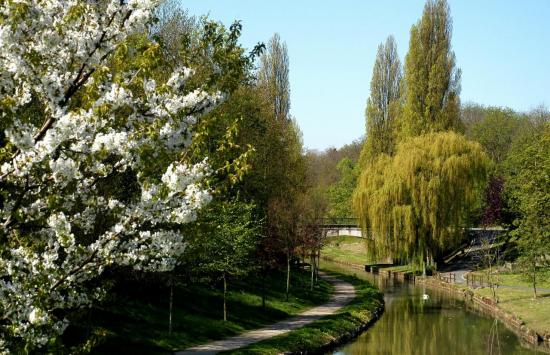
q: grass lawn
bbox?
[470,270,550,290]
[322,236,369,265]
[225,270,383,354]
[450,268,550,337]
[383,264,420,273]
[474,287,550,336]
[90,269,333,354]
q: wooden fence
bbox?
[434,272,456,284]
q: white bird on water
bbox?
[422,293,429,300]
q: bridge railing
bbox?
[319,217,359,227]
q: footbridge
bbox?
[319,217,362,238]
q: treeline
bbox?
[313,0,548,280]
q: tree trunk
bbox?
[532,260,537,299]
[223,272,228,321]
[168,282,173,335]
[286,251,290,301]
[261,270,266,310]
[316,249,320,283]
[310,251,315,291]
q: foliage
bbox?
[399,0,462,138]
[466,107,523,165]
[151,9,263,194]
[327,158,358,218]
[359,36,402,165]
[462,105,548,226]
[481,175,504,226]
[180,200,260,321]
[504,124,550,298]
[255,33,310,298]
[258,33,290,122]
[0,1,229,351]
[353,132,488,262]
[183,200,261,280]
[305,138,363,197]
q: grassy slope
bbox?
[92,269,332,353]
[469,269,550,336]
[227,267,384,354]
[475,287,550,336]
[322,236,368,265]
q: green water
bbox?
[322,261,543,355]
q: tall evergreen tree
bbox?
[400,0,462,138]
[359,36,402,165]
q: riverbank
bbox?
[322,236,369,266]
[415,275,550,352]
[320,237,550,352]
[319,253,550,353]
[91,269,333,353]
[225,272,384,354]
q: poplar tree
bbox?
[359,36,402,165]
[259,33,290,122]
[257,34,306,300]
[400,0,462,138]
[354,0,489,266]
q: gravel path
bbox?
[176,272,355,354]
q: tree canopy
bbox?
[353,132,488,261]
[504,124,550,297]
[399,0,462,138]
[359,36,402,164]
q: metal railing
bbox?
[319,217,359,227]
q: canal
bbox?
[321,261,542,355]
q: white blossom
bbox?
[49,157,79,185]
[0,0,223,350]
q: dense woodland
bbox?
[0,0,548,353]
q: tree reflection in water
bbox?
[325,263,539,355]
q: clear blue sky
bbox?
[183,0,550,151]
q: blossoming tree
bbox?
[0,1,222,350]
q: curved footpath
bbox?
[177,272,356,354]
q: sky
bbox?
[183,0,550,151]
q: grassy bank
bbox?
[322,236,368,265]
[470,270,550,290]
[383,264,420,273]
[474,287,550,337]
[92,269,332,353]
[227,268,384,354]
[468,269,550,338]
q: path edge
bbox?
[226,272,384,355]
[284,303,384,355]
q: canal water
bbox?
[322,261,542,355]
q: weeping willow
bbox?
[353,131,488,263]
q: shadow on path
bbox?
[176,273,356,355]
